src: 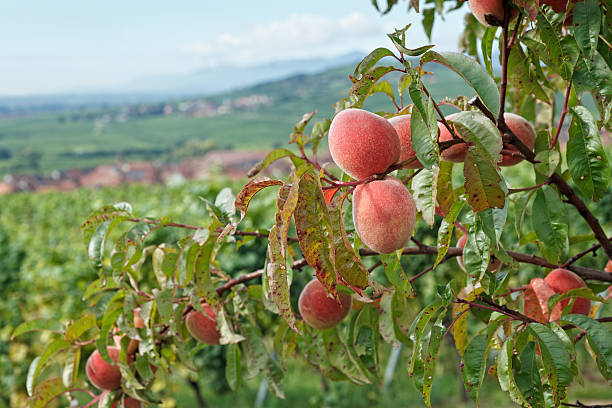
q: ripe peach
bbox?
[439,114,468,163]
[185,303,221,345]
[98,391,141,408]
[542,0,569,12]
[499,113,536,166]
[388,115,424,169]
[352,177,416,254]
[86,347,122,390]
[298,279,352,329]
[328,108,400,179]
[456,234,501,272]
[112,308,145,354]
[544,268,590,315]
[524,278,562,323]
[468,0,518,26]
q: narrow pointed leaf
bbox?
[420,51,500,115]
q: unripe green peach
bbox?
[499,113,536,166]
[352,177,416,254]
[388,115,424,169]
[328,108,400,179]
[86,347,122,390]
[468,0,518,26]
[544,268,590,316]
[298,279,352,329]
[185,303,221,345]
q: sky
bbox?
[0,0,466,96]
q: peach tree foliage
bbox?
[12,0,612,406]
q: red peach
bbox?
[185,303,221,345]
[298,279,352,329]
[98,391,142,408]
[388,115,424,169]
[439,113,468,163]
[544,268,590,315]
[86,347,122,390]
[499,113,536,166]
[352,177,416,254]
[524,278,562,323]
[468,0,518,26]
[328,108,400,179]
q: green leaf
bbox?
[420,51,500,115]
[294,170,338,298]
[328,194,368,289]
[463,148,505,212]
[290,111,316,147]
[451,111,503,162]
[247,149,298,178]
[234,177,283,222]
[226,343,242,391]
[380,253,413,299]
[412,167,437,227]
[408,300,444,375]
[350,66,397,108]
[580,51,612,97]
[573,0,601,59]
[81,203,132,245]
[64,313,97,342]
[12,319,63,339]
[62,348,80,388]
[535,12,578,80]
[531,186,568,263]
[27,338,71,396]
[154,288,174,329]
[354,47,396,77]
[214,187,236,219]
[29,377,66,408]
[527,323,572,404]
[567,106,610,201]
[421,314,446,407]
[481,27,497,76]
[559,314,612,380]
[498,336,530,406]
[323,327,371,384]
[478,205,507,246]
[507,45,550,102]
[370,80,396,104]
[435,200,465,268]
[514,342,545,407]
[461,334,487,405]
[463,220,491,281]
[409,94,440,169]
[265,357,285,398]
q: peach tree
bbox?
[13,0,612,406]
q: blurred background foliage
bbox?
[1,158,611,406]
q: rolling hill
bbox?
[0,60,471,177]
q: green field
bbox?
[0,63,472,177]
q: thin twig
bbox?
[550,80,572,150]
[562,238,612,267]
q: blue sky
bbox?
[0,0,465,95]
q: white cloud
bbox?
[181,12,393,66]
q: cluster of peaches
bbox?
[468,0,574,27]
[327,108,536,255]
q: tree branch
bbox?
[550,79,572,150]
[290,244,612,282]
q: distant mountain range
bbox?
[0,52,365,115]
